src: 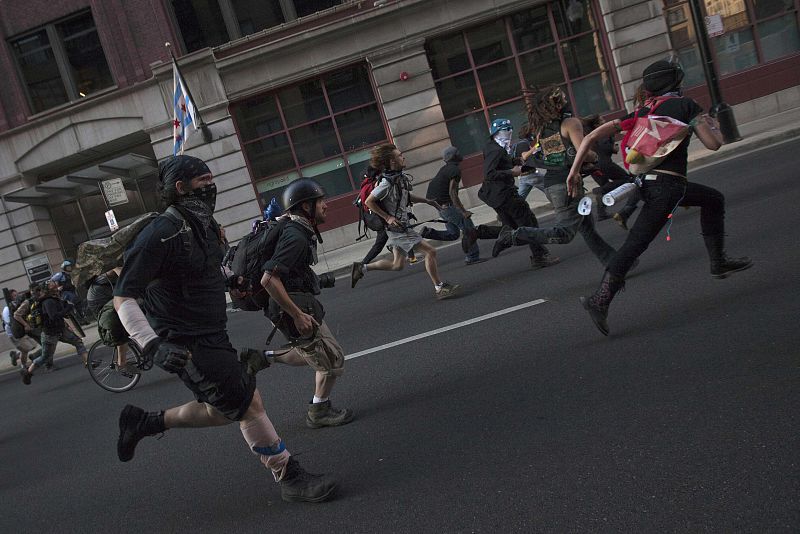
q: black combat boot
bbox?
[580,271,625,336]
[703,234,753,279]
[117,404,166,462]
[279,456,337,503]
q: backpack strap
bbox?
[161,205,194,299]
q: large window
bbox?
[233,64,387,207]
[9,10,114,114]
[172,0,346,52]
[664,0,799,85]
[426,0,617,157]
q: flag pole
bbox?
[166,42,213,144]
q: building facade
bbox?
[0,0,798,294]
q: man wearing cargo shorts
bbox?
[246,178,354,429]
[112,155,336,503]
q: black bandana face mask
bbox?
[187,183,217,211]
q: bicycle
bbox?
[86,339,151,393]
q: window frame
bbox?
[663,0,800,79]
[8,9,114,115]
[231,62,390,215]
[425,0,621,160]
[171,0,347,53]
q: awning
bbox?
[4,153,157,207]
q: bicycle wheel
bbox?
[86,339,142,393]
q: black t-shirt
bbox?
[426,162,461,204]
[262,221,319,295]
[114,212,227,337]
[623,96,703,176]
[41,296,69,335]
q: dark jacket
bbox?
[478,140,518,209]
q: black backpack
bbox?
[228,218,293,311]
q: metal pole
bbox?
[687,0,741,143]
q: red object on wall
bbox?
[399,71,410,81]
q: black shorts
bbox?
[170,331,256,421]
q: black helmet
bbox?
[282,178,325,211]
[643,59,684,96]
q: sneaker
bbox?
[117,404,166,462]
[492,226,513,257]
[465,257,488,266]
[461,228,478,254]
[306,400,355,429]
[530,254,561,270]
[279,457,337,503]
[21,368,31,385]
[10,351,19,366]
[612,213,628,231]
[350,262,364,289]
[435,282,461,300]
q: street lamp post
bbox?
[687,0,742,143]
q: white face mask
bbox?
[495,129,513,142]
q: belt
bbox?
[636,169,687,185]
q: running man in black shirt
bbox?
[568,60,752,336]
[420,146,496,265]
[112,155,336,503]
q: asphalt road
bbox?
[2,139,799,533]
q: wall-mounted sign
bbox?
[105,209,120,232]
[23,254,53,284]
[705,14,724,38]
[101,177,128,206]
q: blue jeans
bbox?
[512,183,616,266]
[517,172,545,200]
[36,326,87,367]
[421,206,480,262]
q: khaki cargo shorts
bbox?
[275,321,344,377]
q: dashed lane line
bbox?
[345,298,548,360]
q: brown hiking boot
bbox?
[306,400,354,429]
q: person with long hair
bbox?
[567,60,752,336]
[350,144,461,300]
[491,85,617,269]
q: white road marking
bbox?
[345,299,548,360]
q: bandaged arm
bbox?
[114,296,159,349]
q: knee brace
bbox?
[240,413,290,479]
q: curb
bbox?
[689,128,800,170]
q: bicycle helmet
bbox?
[61,260,73,270]
[282,178,326,211]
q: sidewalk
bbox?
[3,107,799,377]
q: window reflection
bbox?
[236,64,387,202]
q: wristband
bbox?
[117,299,158,349]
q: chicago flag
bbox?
[172,63,198,155]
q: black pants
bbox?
[494,194,547,257]
[607,175,725,278]
[362,228,388,264]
